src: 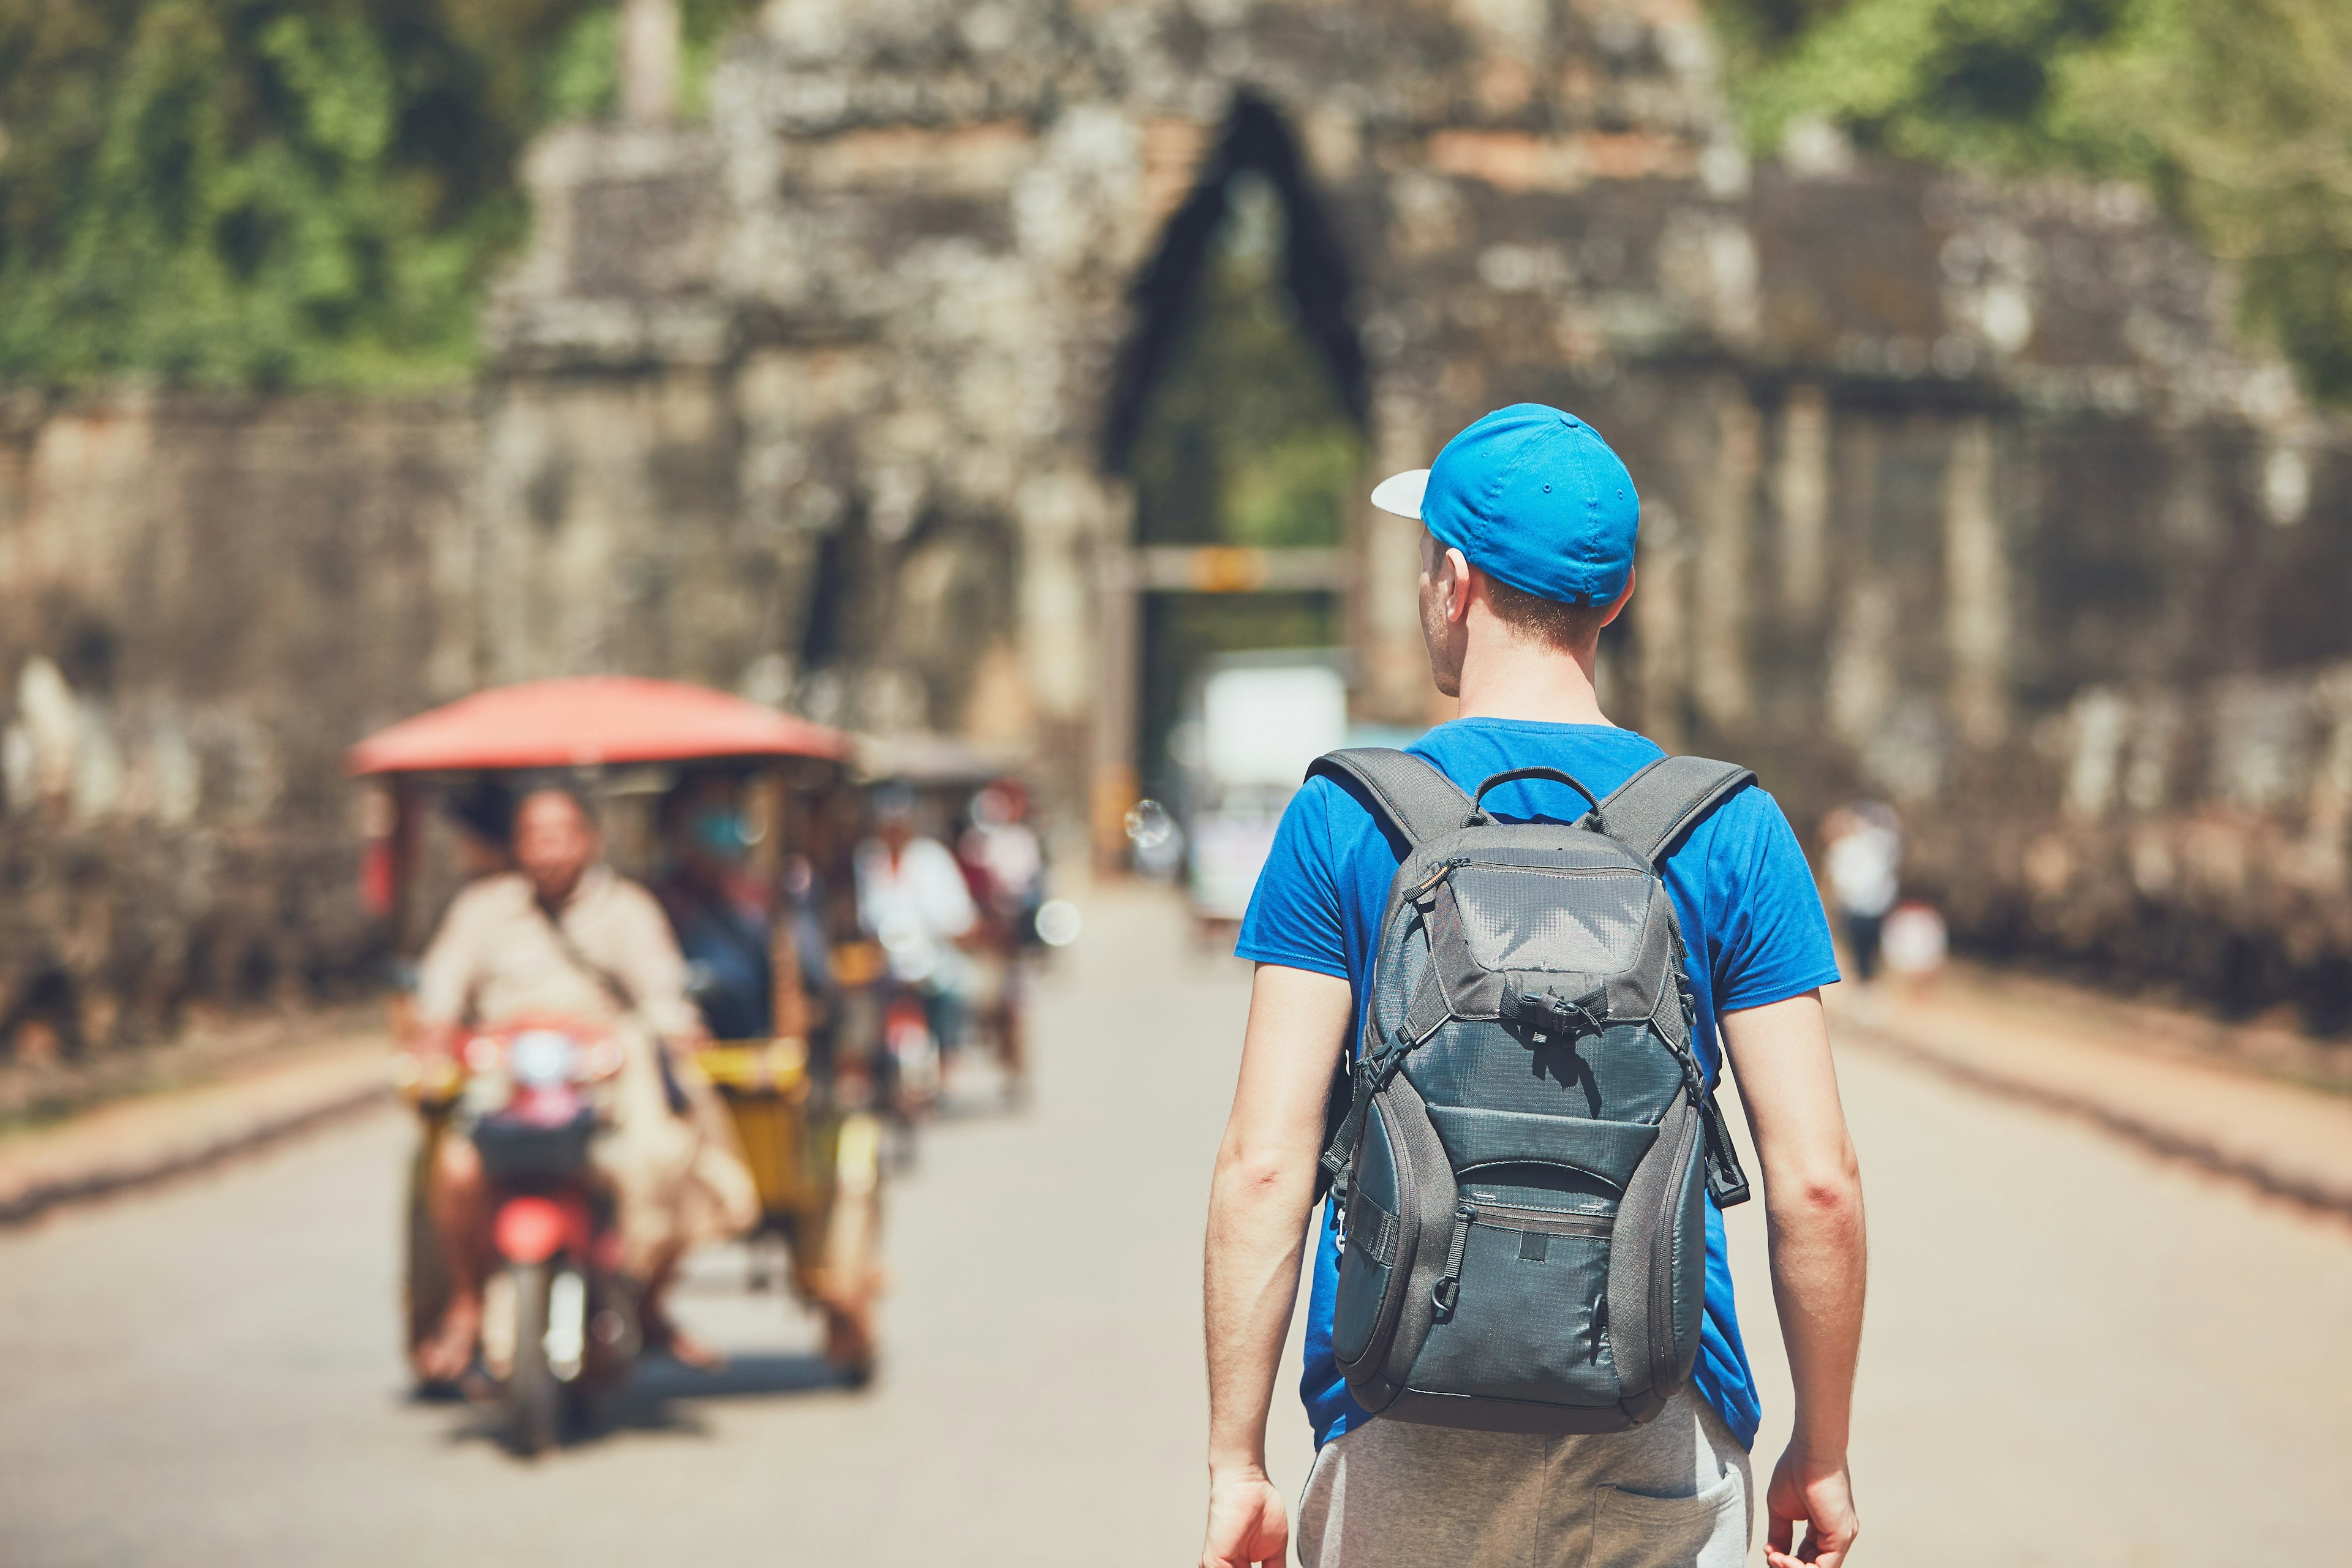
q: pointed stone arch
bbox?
[1101,92,1368,475]
[1089,92,1373,816]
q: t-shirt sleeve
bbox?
[1234,779,1349,980]
[1704,788,1842,1013]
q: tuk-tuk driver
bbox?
[854,783,981,1050]
[410,786,760,1383]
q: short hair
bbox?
[513,782,600,833]
[1481,573,1612,653]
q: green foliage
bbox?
[1714,0,2352,401]
[0,0,751,389]
[1131,178,1365,551]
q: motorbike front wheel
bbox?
[503,1262,560,1457]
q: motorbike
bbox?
[827,927,946,1169]
[458,1017,635,1455]
[881,984,943,1121]
[878,918,960,1148]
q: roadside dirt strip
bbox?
[1835,980,2352,1223]
[0,1039,391,1226]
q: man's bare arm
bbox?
[1720,989,1866,1568]
[1201,963,1352,1568]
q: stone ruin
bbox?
[6,0,2352,1058]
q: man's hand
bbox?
[1765,1446,1858,1567]
[1201,1465,1289,1568]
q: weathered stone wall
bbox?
[0,395,478,1052]
[1902,665,2352,1025]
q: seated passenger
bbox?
[652,777,775,1042]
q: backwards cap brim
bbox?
[1368,469,1430,520]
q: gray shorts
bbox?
[1297,1393,1752,1568]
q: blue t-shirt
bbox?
[1234,718,1839,1452]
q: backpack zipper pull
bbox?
[1430,1203,1477,1319]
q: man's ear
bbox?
[1444,547,1474,624]
[1598,567,1636,630]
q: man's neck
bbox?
[1453,623,1611,726]
[533,865,594,914]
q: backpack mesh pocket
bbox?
[1449,865,1652,974]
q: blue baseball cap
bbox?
[1370,404,1639,606]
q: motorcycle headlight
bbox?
[509,1028,579,1088]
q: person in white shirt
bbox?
[1823,799,1902,983]
[853,783,980,1049]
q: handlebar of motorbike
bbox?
[393,1021,625,1110]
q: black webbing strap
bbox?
[1343,1188,1401,1268]
[1590,755,1756,867]
[536,902,692,1115]
[1430,1203,1476,1319]
[1401,968,1452,1045]
[1304,748,1475,850]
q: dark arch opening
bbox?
[1101,92,1366,472]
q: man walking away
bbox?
[1200,405,1866,1568]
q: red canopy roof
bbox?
[348,677,847,775]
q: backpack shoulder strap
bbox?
[1593,755,1756,866]
[1304,748,1474,850]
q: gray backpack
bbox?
[1312,748,1755,1434]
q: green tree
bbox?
[1714,0,2352,402]
[0,0,749,389]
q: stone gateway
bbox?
[5,0,2351,1050]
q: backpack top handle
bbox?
[1469,766,1602,821]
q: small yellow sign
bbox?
[1189,546,1269,593]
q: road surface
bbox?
[2,885,2348,1566]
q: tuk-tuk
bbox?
[350,676,886,1427]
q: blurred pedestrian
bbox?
[1201,405,1864,1568]
[1822,801,1902,984]
[1880,899,1948,992]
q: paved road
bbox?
[3,886,2349,1566]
